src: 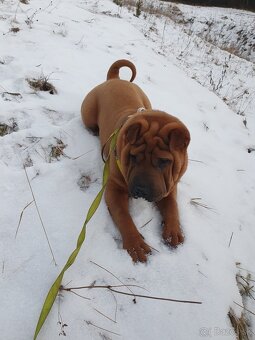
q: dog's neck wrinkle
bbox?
[115,109,137,129]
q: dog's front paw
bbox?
[123,236,151,263]
[162,226,184,248]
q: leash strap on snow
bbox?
[34,128,120,340]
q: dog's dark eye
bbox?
[130,154,137,163]
[158,158,172,169]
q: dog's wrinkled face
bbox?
[117,113,190,202]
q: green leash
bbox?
[34,128,120,340]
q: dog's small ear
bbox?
[169,127,190,151]
[126,123,141,145]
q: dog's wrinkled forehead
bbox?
[126,119,169,152]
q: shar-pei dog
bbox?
[81,59,190,263]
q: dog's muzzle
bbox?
[129,177,155,202]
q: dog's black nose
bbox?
[130,180,153,202]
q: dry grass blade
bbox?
[228,307,250,340]
[234,301,255,317]
[85,320,121,336]
[69,290,91,301]
[188,158,206,164]
[2,91,22,98]
[70,149,94,160]
[140,218,153,228]
[108,287,202,304]
[236,272,255,301]
[15,200,34,238]
[61,284,145,291]
[23,164,57,265]
[61,284,202,304]
[90,260,136,297]
[190,197,213,210]
[228,232,234,248]
[93,308,117,324]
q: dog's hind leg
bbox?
[81,90,99,135]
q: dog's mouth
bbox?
[131,194,163,203]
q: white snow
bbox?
[1,1,255,339]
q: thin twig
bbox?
[90,261,136,297]
[140,218,153,228]
[2,91,22,97]
[108,287,202,304]
[236,266,255,274]
[234,301,255,317]
[15,200,34,238]
[189,159,205,164]
[62,285,202,304]
[69,290,91,301]
[190,197,213,211]
[61,284,145,291]
[228,232,234,248]
[93,308,117,324]
[85,321,121,336]
[70,149,94,160]
[23,164,57,265]
[109,289,118,323]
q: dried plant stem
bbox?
[62,284,144,291]
[93,308,117,324]
[234,301,255,317]
[108,287,202,304]
[86,320,121,336]
[140,218,153,228]
[15,200,34,238]
[228,232,234,248]
[69,290,91,301]
[61,284,202,305]
[109,288,118,323]
[190,197,213,211]
[90,260,136,297]
[23,164,57,265]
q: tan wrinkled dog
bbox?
[81,60,190,263]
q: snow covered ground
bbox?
[0,1,255,339]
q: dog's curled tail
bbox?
[107,59,136,82]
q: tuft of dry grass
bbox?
[228,308,250,340]
[0,119,18,137]
[10,27,20,33]
[27,75,57,95]
[236,273,255,301]
[49,138,66,161]
[113,0,185,23]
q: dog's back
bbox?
[81,60,151,144]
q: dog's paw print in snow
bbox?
[77,173,97,191]
[53,22,68,37]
